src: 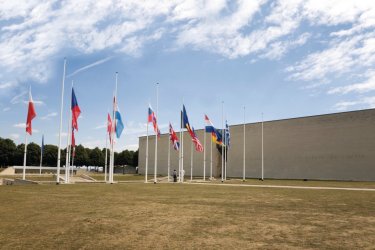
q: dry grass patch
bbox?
[0,183,374,249]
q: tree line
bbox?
[0,137,138,168]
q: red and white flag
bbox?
[169,123,180,150]
[191,128,203,152]
[26,89,37,135]
[107,113,112,142]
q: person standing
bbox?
[173,169,177,182]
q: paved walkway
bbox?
[185,182,375,192]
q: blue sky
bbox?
[1,0,375,151]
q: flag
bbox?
[148,105,160,137]
[192,127,204,152]
[26,89,36,135]
[169,123,180,150]
[115,110,124,138]
[225,120,230,148]
[204,114,223,145]
[107,113,112,142]
[113,96,124,139]
[182,105,203,152]
[204,115,215,132]
[71,88,81,131]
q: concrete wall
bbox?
[139,130,222,178]
[138,109,375,181]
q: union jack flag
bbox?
[169,123,180,150]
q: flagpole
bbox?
[39,135,43,175]
[111,73,118,184]
[225,137,227,181]
[168,127,171,182]
[65,111,71,184]
[224,119,227,181]
[243,106,246,182]
[210,132,212,180]
[178,107,184,182]
[261,112,264,181]
[145,111,149,183]
[221,101,224,183]
[109,110,113,184]
[57,58,66,184]
[65,82,73,184]
[203,127,206,181]
[109,115,113,184]
[22,132,28,180]
[104,126,108,182]
[68,82,74,181]
[68,81,74,182]
[190,139,193,181]
[71,153,75,176]
[154,83,159,184]
[71,150,74,177]
[181,104,184,183]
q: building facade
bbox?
[138,109,375,181]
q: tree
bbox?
[0,137,17,167]
[74,144,89,166]
[13,144,25,166]
[0,137,139,168]
[89,147,103,167]
[26,142,41,166]
[132,150,139,167]
[43,145,58,167]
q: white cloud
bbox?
[328,71,375,95]
[334,96,375,111]
[40,112,58,120]
[55,132,68,138]
[23,100,45,106]
[261,33,311,60]
[10,91,44,106]
[13,123,26,128]
[0,82,13,89]
[2,107,10,112]
[9,133,20,140]
[1,0,375,111]
[94,123,106,130]
[10,91,27,104]
[67,56,113,78]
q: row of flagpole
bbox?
[142,87,265,182]
[54,59,124,184]
[22,58,264,183]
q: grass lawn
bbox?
[85,173,145,182]
[222,178,375,189]
[0,183,374,249]
[0,175,56,182]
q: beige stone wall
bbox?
[139,130,221,178]
[139,109,375,181]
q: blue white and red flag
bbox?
[148,105,160,137]
[169,123,180,150]
[71,88,81,131]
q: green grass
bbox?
[223,178,375,189]
[0,183,374,249]
[83,173,144,182]
[63,173,149,182]
[0,175,56,182]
